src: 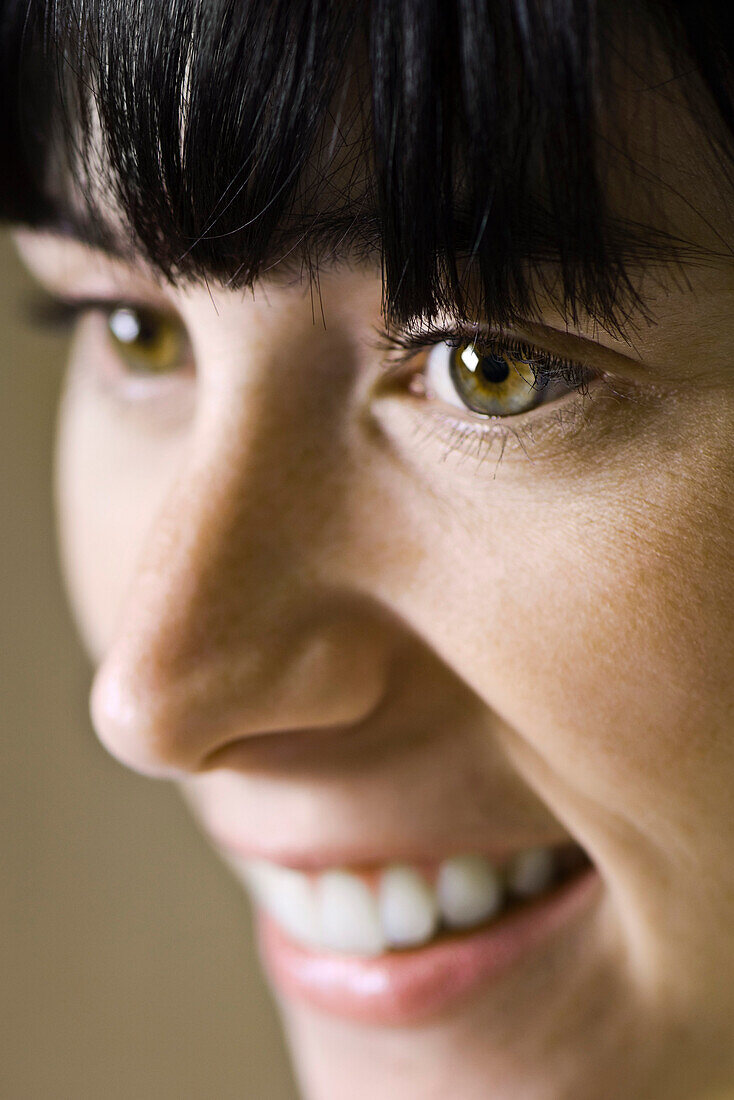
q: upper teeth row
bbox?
[233,848,562,957]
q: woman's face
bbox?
[14,64,734,1100]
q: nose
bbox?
[89,313,393,777]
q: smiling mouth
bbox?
[237,841,592,956]
[243,841,600,1026]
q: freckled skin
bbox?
[13,63,734,1100]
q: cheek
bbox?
[55,358,190,659]
[348,388,734,856]
[57,337,734,857]
[490,495,734,823]
[513,435,734,839]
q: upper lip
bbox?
[210,829,581,872]
[188,733,585,873]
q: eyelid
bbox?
[376,321,593,390]
[377,313,646,380]
[24,291,183,332]
[509,318,649,382]
[376,320,565,368]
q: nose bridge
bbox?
[91,313,389,777]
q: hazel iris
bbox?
[107,305,187,375]
[448,343,544,416]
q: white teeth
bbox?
[317,870,385,956]
[243,861,320,948]
[436,855,503,929]
[378,865,439,948]
[506,847,556,898]
[238,844,571,955]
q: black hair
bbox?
[1,0,734,333]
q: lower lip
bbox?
[256,866,601,1026]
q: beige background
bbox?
[0,233,297,1100]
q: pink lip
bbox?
[256,866,601,1026]
[211,829,577,874]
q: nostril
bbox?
[89,660,190,780]
[87,601,397,779]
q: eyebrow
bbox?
[25,184,699,343]
[31,197,388,282]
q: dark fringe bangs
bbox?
[2,0,734,333]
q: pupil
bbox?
[135,314,159,347]
[479,354,510,385]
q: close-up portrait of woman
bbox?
[2,0,734,1097]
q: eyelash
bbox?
[374,319,616,468]
[30,293,601,464]
[32,293,591,394]
[27,294,133,330]
[377,321,593,398]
